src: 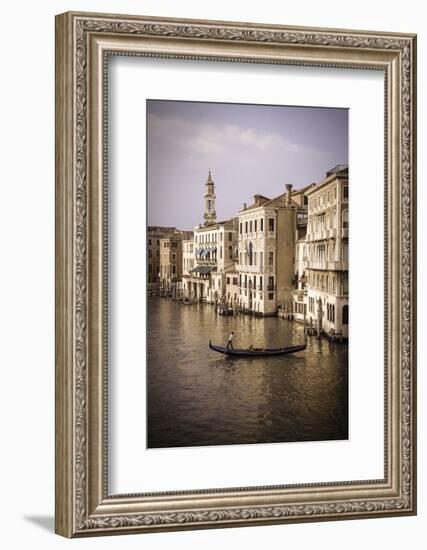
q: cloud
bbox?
[147,113,314,159]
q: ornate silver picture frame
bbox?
[55,11,416,537]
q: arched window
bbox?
[248,242,253,265]
[342,304,349,325]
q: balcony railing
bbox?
[306,260,348,271]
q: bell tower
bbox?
[203,170,216,224]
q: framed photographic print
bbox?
[55,11,417,537]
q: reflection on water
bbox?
[147,297,348,448]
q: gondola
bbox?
[209,340,306,357]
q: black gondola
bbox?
[209,340,306,357]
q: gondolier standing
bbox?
[226,331,234,350]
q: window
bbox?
[268,276,274,291]
[259,276,263,290]
[342,304,349,325]
[228,232,232,241]
[268,293,274,300]
[226,277,230,285]
[260,218,264,231]
[253,251,257,266]
[220,232,223,242]
[343,273,349,294]
[254,220,257,232]
[343,186,349,200]
[245,221,248,233]
[157,240,159,245]
[343,243,348,264]
[248,242,253,265]
[342,209,349,229]
[268,251,274,267]
[260,251,263,268]
[268,218,275,232]
[228,245,233,259]
[220,246,223,259]
[148,249,152,258]
[171,241,177,248]
[172,265,176,275]
[233,277,238,285]
[249,221,253,233]
[239,222,242,234]
[148,239,152,245]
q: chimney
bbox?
[243,202,247,211]
[285,184,293,206]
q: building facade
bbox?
[236,185,298,316]
[186,218,238,302]
[182,171,239,303]
[147,226,176,291]
[159,234,183,296]
[305,165,349,337]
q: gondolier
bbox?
[226,331,234,350]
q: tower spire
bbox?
[203,170,216,224]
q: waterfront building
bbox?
[289,183,316,321]
[187,218,238,302]
[183,171,239,302]
[147,226,176,291]
[159,230,193,297]
[182,239,195,298]
[305,165,349,338]
[237,184,299,316]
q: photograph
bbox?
[147,99,349,449]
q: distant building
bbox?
[182,171,238,303]
[147,226,176,291]
[305,165,349,337]
[186,218,238,302]
[158,230,193,296]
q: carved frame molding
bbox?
[55,12,416,537]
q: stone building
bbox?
[291,183,316,321]
[158,230,193,296]
[186,218,238,302]
[236,185,299,316]
[305,165,349,338]
[147,226,176,291]
[183,171,238,303]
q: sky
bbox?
[147,100,348,230]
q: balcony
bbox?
[236,264,261,273]
[196,258,217,266]
[267,231,276,240]
[306,260,348,271]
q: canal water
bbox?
[147,297,348,449]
